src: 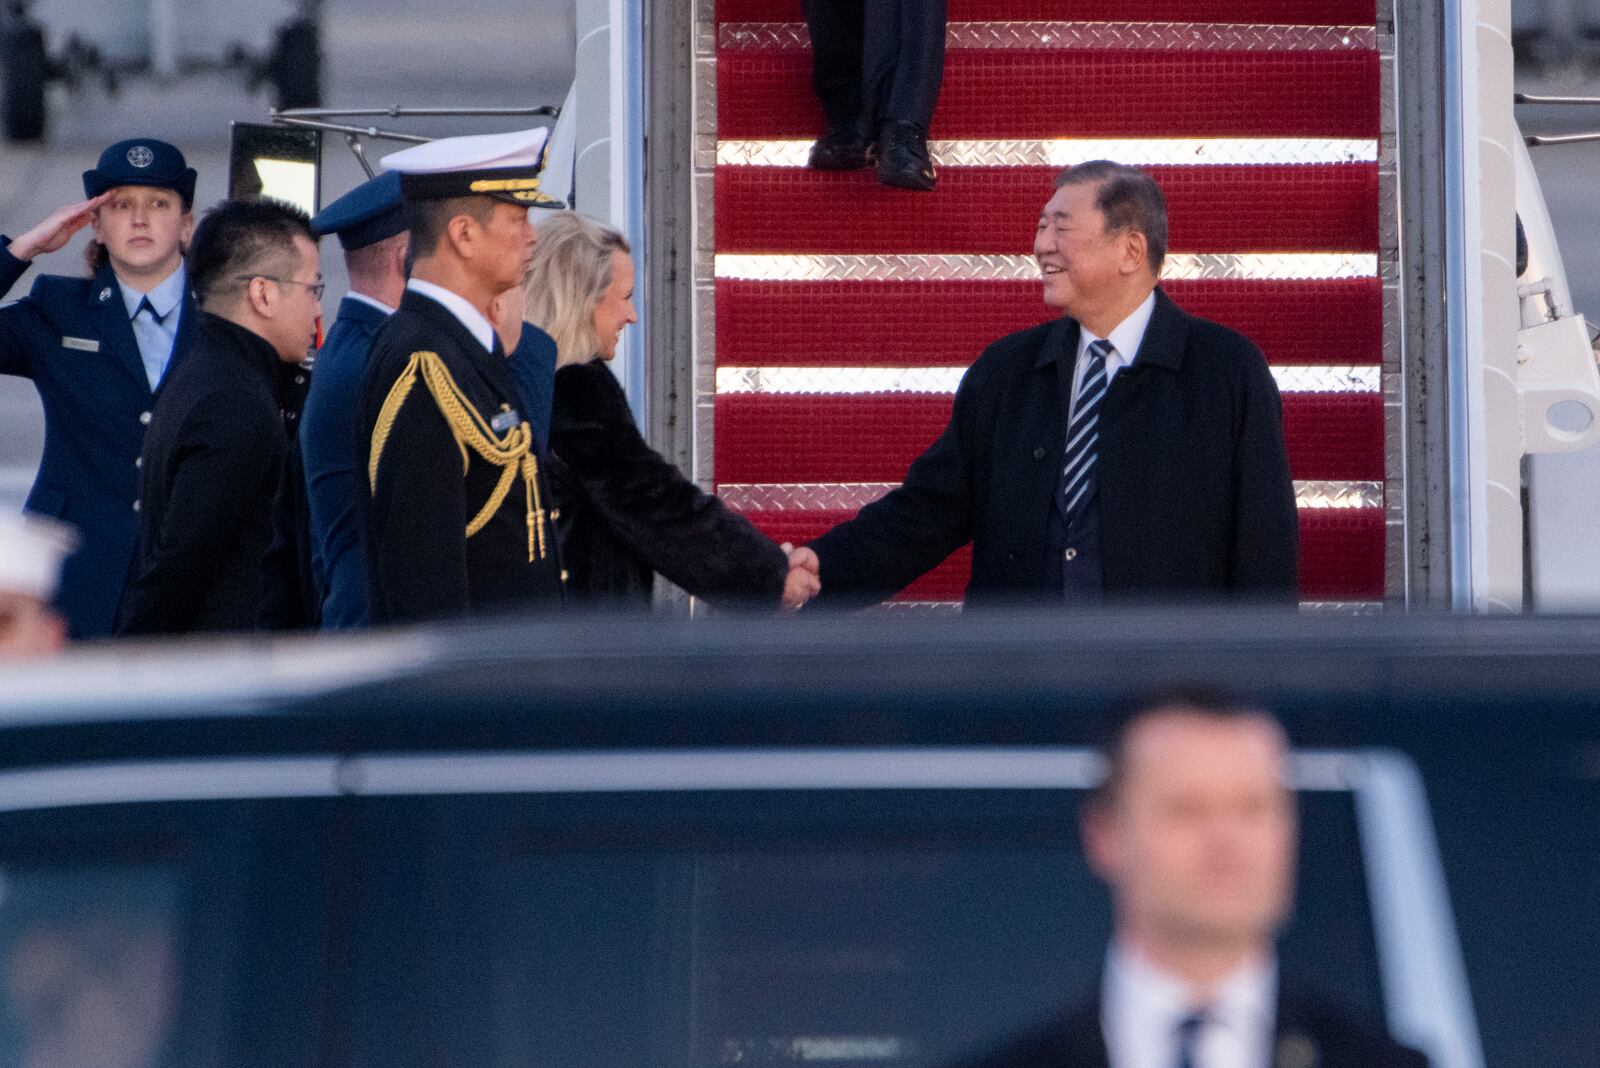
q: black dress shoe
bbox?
[875,120,937,191]
[808,128,874,170]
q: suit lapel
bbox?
[1022,319,1077,551]
[1057,996,1113,1068]
[1273,987,1330,1068]
[85,269,153,396]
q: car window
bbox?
[335,790,1384,1068]
[0,783,1388,1068]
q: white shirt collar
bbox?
[1076,289,1157,372]
[119,263,187,321]
[345,291,396,316]
[406,278,496,354]
[1102,939,1276,1068]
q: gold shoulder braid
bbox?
[368,351,549,562]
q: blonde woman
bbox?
[526,212,817,610]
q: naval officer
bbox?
[0,138,198,637]
[358,129,565,623]
[302,170,562,628]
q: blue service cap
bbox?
[82,138,197,207]
[311,170,407,250]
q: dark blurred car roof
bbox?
[2,609,1600,767]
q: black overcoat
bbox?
[549,358,787,609]
[118,314,287,634]
[808,288,1299,608]
[359,290,564,624]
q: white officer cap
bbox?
[0,512,77,601]
[380,128,560,206]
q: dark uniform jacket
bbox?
[0,245,195,637]
[968,986,1429,1068]
[549,358,787,609]
[809,288,1299,608]
[303,296,559,629]
[301,296,389,629]
[359,289,563,624]
[118,314,290,635]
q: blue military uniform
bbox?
[0,138,199,637]
[302,169,557,628]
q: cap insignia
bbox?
[127,145,155,169]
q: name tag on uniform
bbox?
[62,336,100,352]
[490,409,522,433]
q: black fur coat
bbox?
[548,358,787,609]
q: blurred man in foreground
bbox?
[979,688,1427,1068]
[0,511,74,657]
[118,200,322,634]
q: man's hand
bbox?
[7,194,111,262]
[779,543,822,612]
[488,282,526,356]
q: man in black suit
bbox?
[973,689,1429,1068]
[359,130,565,623]
[789,161,1299,608]
[118,199,323,634]
[804,0,946,190]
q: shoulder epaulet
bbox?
[27,273,88,303]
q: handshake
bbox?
[779,543,822,612]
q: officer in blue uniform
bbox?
[0,138,197,638]
[300,171,410,629]
[303,168,559,628]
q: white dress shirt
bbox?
[1102,940,1277,1068]
[1068,289,1157,421]
[120,264,187,390]
[405,278,496,355]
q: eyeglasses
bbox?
[235,275,325,300]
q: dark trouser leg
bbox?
[804,0,867,136]
[867,0,943,189]
[884,0,947,130]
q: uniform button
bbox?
[139,411,152,426]
[1032,446,1047,460]
[132,499,141,512]
[550,508,561,521]
[1064,548,1077,561]
[134,456,142,469]
[294,374,306,385]
[559,570,570,583]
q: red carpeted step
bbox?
[714,393,1383,484]
[1299,508,1385,599]
[738,508,1384,602]
[716,278,1382,368]
[716,1,1376,25]
[718,52,1379,140]
[716,165,1378,255]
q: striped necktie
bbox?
[1174,1010,1207,1068]
[1059,338,1112,526]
